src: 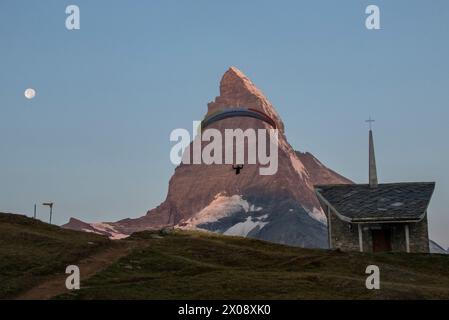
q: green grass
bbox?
[1,212,449,300]
[0,212,110,299]
[59,230,449,300]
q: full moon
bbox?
[24,88,36,99]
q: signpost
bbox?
[42,202,54,224]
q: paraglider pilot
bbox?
[232,164,244,175]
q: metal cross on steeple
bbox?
[365,116,375,130]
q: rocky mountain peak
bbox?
[63,67,352,248]
[209,66,284,131]
[220,67,264,99]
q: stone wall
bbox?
[408,214,430,253]
[327,204,430,253]
[328,207,360,251]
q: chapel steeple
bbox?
[366,117,378,188]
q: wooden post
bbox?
[405,224,410,253]
[358,224,364,252]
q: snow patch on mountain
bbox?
[180,194,250,228]
[90,222,128,240]
[250,204,263,212]
[306,207,327,224]
[224,214,269,237]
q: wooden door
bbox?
[372,229,392,252]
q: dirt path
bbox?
[16,241,140,300]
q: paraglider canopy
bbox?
[201,107,276,130]
[200,107,277,177]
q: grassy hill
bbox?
[1,212,449,299]
[59,230,449,300]
[0,212,111,298]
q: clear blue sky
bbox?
[1,1,448,248]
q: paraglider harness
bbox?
[201,107,276,175]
